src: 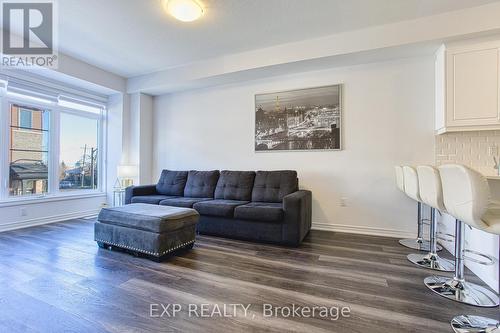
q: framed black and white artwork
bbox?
[255,84,342,151]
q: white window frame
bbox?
[0,93,107,202]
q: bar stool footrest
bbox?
[463,249,496,266]
[437,231,455,243]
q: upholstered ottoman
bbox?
[94,203,199,261]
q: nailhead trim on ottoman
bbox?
[95,238,195,257]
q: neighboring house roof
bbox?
[10,162,48,180]
[65,167,84,175]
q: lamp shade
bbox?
[117,165,138,178]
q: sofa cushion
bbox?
[234,202,284,223]
[193,199,249,218]
[156,170,188,196]
[214,171,256,201]
[184,170,220,198]
[160,197,212,208]
[131,195,178,205]
[251,170,298,203]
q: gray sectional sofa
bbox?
[125,170,312,246]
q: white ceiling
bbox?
[58,0,500,78]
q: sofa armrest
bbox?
[124,185,157,204]
[282,190,312,246]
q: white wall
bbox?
[0,195,105,232]
[139,94,154,184]
[152,56,436,237]
[106,93,128,205]
[128,93,141,181]
[129,93,153,185]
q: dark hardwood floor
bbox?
[0,218,497,333]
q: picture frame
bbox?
[254,84,342,152]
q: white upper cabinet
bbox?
[436,39,500,134]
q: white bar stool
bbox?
[407,166,454,271]
[424,164,499,309]
[430,165,500,333]
[396,165,441,252]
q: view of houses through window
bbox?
[59,112,99,191]
[9,104,50,197]
[7,101,101,198]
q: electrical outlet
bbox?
[20,208,27,217]
[339,197,348,207]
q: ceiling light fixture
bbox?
[163,0,204,22]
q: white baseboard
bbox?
[312,222,415,239]
[2,216,415,240]
[0,209,100,233]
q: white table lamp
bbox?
[117,165,138,188]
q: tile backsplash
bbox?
[435,130,500,176]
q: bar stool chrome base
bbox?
[399,238,442,252]
[451,315,499,333]
[424,276,499,307]
[407,253,454,271]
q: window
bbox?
[1,86,106,201]
[59,113,99,191]
[19,108,33,128]
[9,104,50,197]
